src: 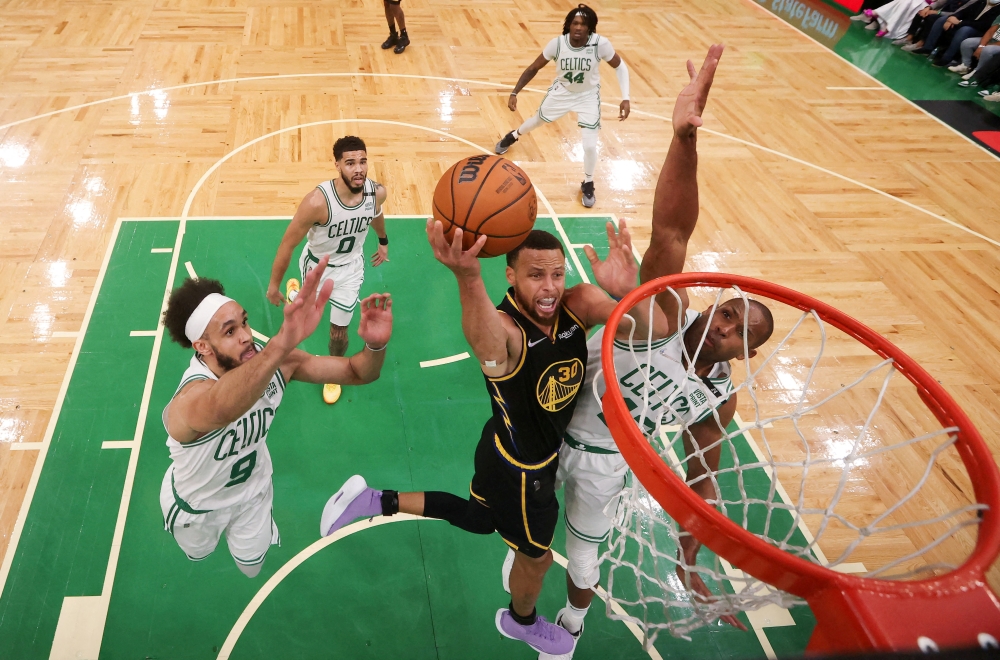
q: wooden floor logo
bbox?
[536,358,584,412]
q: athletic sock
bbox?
[509,602,537,626]
[380,489,399,516]
[561,599,589,634]
[512,129,521,138]
[583,174,594,183]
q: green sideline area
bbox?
[0,217,814,659]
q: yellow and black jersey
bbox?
[486,288,588,467]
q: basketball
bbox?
[432,155,538,257]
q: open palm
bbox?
[358,293,393,348]
[673,44,725,139]
[279,255,333,348]
[585,220,638,299]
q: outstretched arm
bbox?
[426,220,521,378]
[507,53,550,112]
[267,189,327,306]
[283,293,393,384]
[168,257,335,443]
[639,44,724,333]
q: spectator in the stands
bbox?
[850,0,897,22]
[956,16,1000,79]
[897,0,976,48]
[951,17,1000,72]
[920,0,1000,66]
[868,0,935,39]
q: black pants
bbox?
[422,421,559,559]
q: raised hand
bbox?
[275,256,333,350]
[673,44,724,139]
[584,220,638,300]
[426,219,487,278]
[357,293,393,349]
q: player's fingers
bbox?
[451,227,465,254]
[317,280,334,309]
[383,295,392,313]
[686,59,697,82]
[467,233,487,257]
[583,244,600,265]
[723,615,748,631]
[605,221,619,249]
[619,219,632,248]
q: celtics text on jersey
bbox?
[542,33,617,94]
[305,178,381,267]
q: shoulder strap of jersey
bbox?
[315,181,333,227]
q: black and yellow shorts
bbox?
[470,421,559,559]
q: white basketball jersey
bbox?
[542,33,616,94]
[306,178,381,267]
[162,345,284,512]
[564,310,735,451]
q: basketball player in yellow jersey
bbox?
[495,4,630,209]
[267,136,389,404]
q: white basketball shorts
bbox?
[299,247,365,326]
[537,85,601,130]
[160,468,280,569]
[555,438,629,544]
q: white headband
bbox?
[185,293,234,343]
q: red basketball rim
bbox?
[600,272,1000,649]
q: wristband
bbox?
[610,294,623,302]
[365,342,387,352]
[510,91,518,96]
[378,235,388,246]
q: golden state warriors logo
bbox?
[536,358,584,412]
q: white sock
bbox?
[561,599,589,634]
[583,174,593,183]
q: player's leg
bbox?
[226,481,280,578]
[381,0,399,49]
[576,90,601,208]
[390,0,409,54]
[323,258,362,404]
[495,88,571,154]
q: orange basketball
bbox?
[432,155,537,257]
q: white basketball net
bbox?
[597,284,986,645]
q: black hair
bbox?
[506,230,565,267]
[562,4,598,35]
[748,299,775,349]
[333,136,367,161]
[162,277,226,348]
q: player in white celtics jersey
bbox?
[161,258,393,577]
[267,135,389,405]
[495,4,630,209]
[530,46,776,657]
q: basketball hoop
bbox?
[600,272,1000,652]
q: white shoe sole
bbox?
[320,474,367,537]
[502,548,515,593]
[495,609,545,653]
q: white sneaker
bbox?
[865,20,879,30]
[948,63,970,74]
[984,92,1000,102]
[502,547,515,593]
[538,609,584,660]
[963,69,978,80]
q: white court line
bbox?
[129,330,157,337]
[216,516,663,660]
[184,261,196,279]
[826,86,887,90]
[9,442,44,451]
[100,441,136,450]
[0,71,989,245]
[150,248,173,253]
[419,352,470,368]
[182,260,271,344]
[0,218,124,610]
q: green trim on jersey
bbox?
[565,515,609,543]
[316,185,333,227]
[180,426,225,449]
[173,374,209,397]
[564,33,593,52]
[330,179,367,211]
[612,336,670,352]
[171,472,213,514]
[331,298,358,312]
[564,433,619,455]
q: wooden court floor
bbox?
[2,0,1000,655]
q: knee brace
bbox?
[565,531,601,590]
[581,127,599,178]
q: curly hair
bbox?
[562,4,598,35]
[333,135,367,161]
[162,277,226,348]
